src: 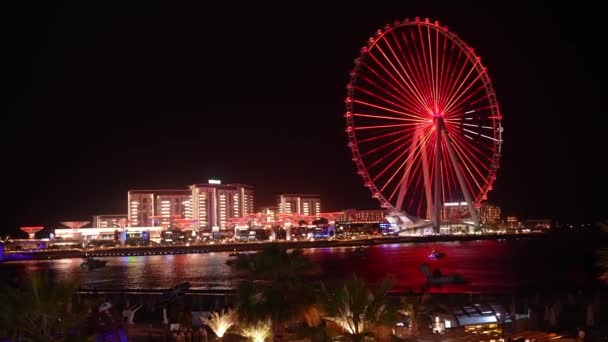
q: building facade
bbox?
[257,206,278,225]
[335,209,387,223]
[127,190,192,227]
[191,181,254,231]
[277,194,321,218]
[93,214,128,228]
[479,203,501,225]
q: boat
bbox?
[428,249,445,259]
[80,257,107,270]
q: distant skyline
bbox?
[4,2,606,235]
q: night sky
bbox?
[4,2,606,235]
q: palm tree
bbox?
[321,275,396,342]
[201,307,237,340]
[231,244,321,340]
[0,272,89,341]
[239,319,272,342]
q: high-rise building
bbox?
[277,194,321,218]
[479,203,501,225]
[191,180,254,231]
[93,214,128,228]
[335,209,387,223]
[506,216,520,229]
[441,202,469,221]
[128,189,192,227]
[257,206,278,225]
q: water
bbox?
[1,235,604,294]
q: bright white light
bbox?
[208,179,221,184]
[444,202,467,207]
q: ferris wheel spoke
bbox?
[379,34,431,113]
[354,86,424,119]
[365,54,429,113]
[354,112,419,122]
[434,26,441,111]
[389,129,430,192]
[371,140,417,182]
[391,31,430,107]
[358,74,424,114]
[448,140,484,199]
[353,99,427,121]
[406,29,434,106]
[389,150,423,202]
[437,30,449,110]
[443,64,481,114]
[439,50,468,111]
[443,84,486,118]
[372,45,430,113]
[356,122,420,130]
[357,127,417,144]
[417,25,434,109]
[366,138,412,170]
[360,129,417,157]
[439,50,463,111]
[449,137,490,188]
[399,31,434,106]
[369,128,431,184]
[449,130,493,166]
[426,25,438,109]
[443,72,484,115]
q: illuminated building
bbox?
[336,209,387,223]
[93,214,128,228]
[128,189,192,227]
[441,202,469,222]
[54,226,163,243]
[257,206,278,225]
[506,216,520,229]
[277,194,321,218]
[191,180,254,231]
[479,203,501,225]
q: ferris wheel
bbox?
[345,17,502,230]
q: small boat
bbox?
[428,250,445,259]
[80,257,107,270]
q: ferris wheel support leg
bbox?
[442,131,481,227]
[421,138,434,220]
[396,130,421,211]
[433,120,442,233]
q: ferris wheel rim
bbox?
[345,17,502,215]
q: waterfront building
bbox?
[93,214,128,228]
[277,194,321,218]
[479,203,501,225]
[128,189,192,227]
[190,181,254,231]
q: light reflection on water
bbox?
[0,238,600,293]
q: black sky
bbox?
[4,1,606,235]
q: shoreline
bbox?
[2,232,545,261]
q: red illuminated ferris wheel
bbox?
[345,17,503,230]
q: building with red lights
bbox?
[93,214,128,228]
[128,189,192,227]
[277,194,321,218]
[191,181,254,231]
[479,203,502,225]
[335,209,387,223]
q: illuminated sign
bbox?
[208,179,221,185]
